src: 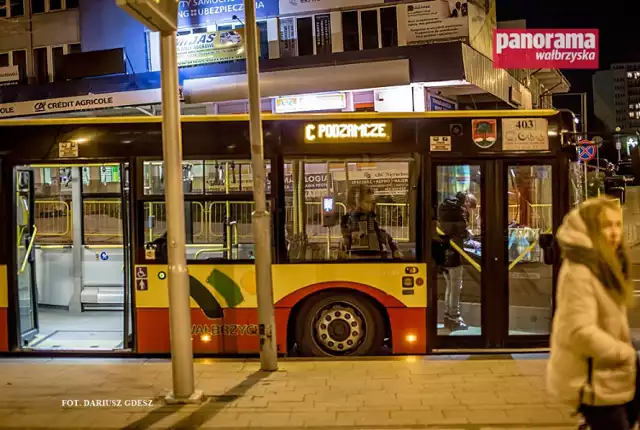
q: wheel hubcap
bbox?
[314,304,364,353]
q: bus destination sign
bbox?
[304,122,392,143]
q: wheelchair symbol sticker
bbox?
[99,252,109,261]
[136,267,148,279]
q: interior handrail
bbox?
[20,226,38,273]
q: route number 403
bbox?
[514,120,535,129]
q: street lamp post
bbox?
[242,0,278,371]
[115,0,201,403]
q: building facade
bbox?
[0,0,569,118]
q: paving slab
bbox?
[0,354,579,429]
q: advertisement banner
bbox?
[0,89,164,119]
[315,14,332,56]
[405,1,469,45]
[178,0,278,28]
[0,65,19,85]
[279,17,298,57]
[493,29,599,69]
[279,0,379,16]
[176,29,246,67]
[468,0,496,59]
[427,93,457,111]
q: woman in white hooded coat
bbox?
[547,196,638,429]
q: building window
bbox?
[342,11,359,52]
[31,0,77,13]
[296,17,314,56]
[380,6,397,48]
[0,53,9,68]
[1,0,24,16]
[12,50,27,83]
[34,47,48,84]
[360,10,378,50]
[68,43,81,54]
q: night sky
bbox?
[497,0,640,94]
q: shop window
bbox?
[65,0,77,7]
[360,10,378,50]
[284,159,417,262]
[68,43,81,54]
[258,21,269,59]
[0,53,8,68]
[49,0,60,10]
[296,17,314,56]
[342,11,359,52]
[380,6,397,48]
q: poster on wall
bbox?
[314,14,332,56]
[178,0,279,28]
[279,17,298,57]
[176,30,246,67]
[405,1,469,45]
[467,0,496,59]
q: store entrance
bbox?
[13,163,133,351]
[430,158,562,350]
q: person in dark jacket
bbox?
[341,184,401,259]
[437,192,477,331]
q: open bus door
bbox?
[15,168,39,345]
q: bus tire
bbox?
[295,291,384,357]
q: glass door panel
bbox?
[16,168,38,344]
[506,164,554,336]
[434,164,483,336]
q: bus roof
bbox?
[0,110,559,127]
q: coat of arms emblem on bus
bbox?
[471,119,497,149]
[189,269,253,319]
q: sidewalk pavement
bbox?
[0,353,580,429]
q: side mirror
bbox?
[539,233,556,265]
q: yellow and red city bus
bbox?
[0,110,577,356]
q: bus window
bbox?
[142,159,271,262]
[284,158,417,262]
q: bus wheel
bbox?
[295,292,384,357]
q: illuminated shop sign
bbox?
[304,122,391,143]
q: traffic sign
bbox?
[578,141,596,162]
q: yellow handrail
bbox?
[20,226,37,273]
[194,246,229,260]
[436,226,481,272]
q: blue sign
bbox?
[178,0,279,28]
[578,144,596,162]
[429,94,457,111]
[99,252,109,261]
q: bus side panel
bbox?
[135,263,427,355]
[0,265,7,351]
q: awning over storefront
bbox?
[184,59,411,104]
[531,68,571,94]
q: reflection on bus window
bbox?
[284,159,417,262]
[506,165,553,336]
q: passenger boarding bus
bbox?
[0,110,578,356]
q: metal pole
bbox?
[159,31,200,401]
[243,0,278,371]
